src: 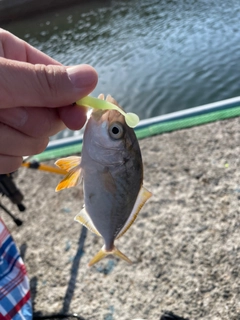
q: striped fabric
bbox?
[0,217,32,320]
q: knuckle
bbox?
[0,59,15,108]
[33,137,49,155]
[34,64,62,104]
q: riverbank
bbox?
[2,116,240,319]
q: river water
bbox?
[3,0,240,138]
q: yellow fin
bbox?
[55,156,81,172]
[88,245,132,267]
[55,167,82,191]
[74,208,101,236]
[116,186,152,239]
[55,156,82,191]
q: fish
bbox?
[55,94,152,267]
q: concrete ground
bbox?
[2,116,240,320]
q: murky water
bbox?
[3,0,240,138]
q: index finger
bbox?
[0,28,61,65]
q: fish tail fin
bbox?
[88,245,132,267]
[113,246,132,264]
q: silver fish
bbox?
[55,95,151,266]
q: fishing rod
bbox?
[21,161,66,175]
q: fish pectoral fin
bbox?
[55,156,81,172]
[88,245,132,267]
[74,208,101,236]
[116,186,152,239]
[55,156,82,191]
[55,167,82,191]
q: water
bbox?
[3,0,240,139]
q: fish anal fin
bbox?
[55,166,82,191]
[116,186,152,239]
[55,156,81,172]
[74,208,101,236]
[88,245,132,267]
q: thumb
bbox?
[0,58,98,108]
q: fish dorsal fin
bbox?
[116,186,152,239]
[74,207,101,237]
[55,156,82,191]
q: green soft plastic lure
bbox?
[76,95,139,128]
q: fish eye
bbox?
[108,122,124,139]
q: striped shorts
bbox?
[0,217,32,319]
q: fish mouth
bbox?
[92,107,124,120]
[91,94,125,124]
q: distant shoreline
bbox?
[0,0,83,23]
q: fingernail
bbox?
[67,65,98,91]
[0,107,28,128]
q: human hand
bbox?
[0,28,98,174]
